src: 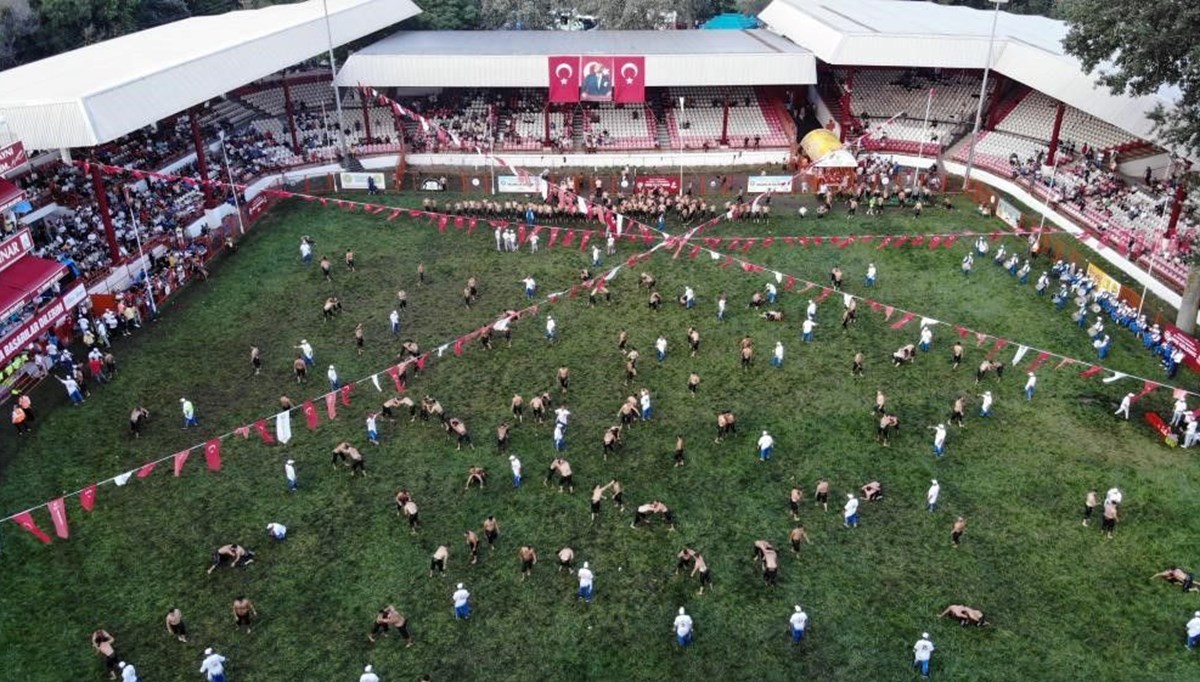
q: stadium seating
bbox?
[581,104,655,150]
[664,87,790,149]
[994,90,1136,152]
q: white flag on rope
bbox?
[276,410,293,444]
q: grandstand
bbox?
[0,0,1194,383]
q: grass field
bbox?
[1,191,1198,682]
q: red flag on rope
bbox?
[80,484,96,511]
[868,300,882,312]
[468,218,478,235]
[943,236,958,248]
[578,231,591,252]
[762,237,774,249]
[728,239,741,251]
[1055,357,1075,370]
[814,287,834,303]
[892,237,907,248]
[233,425,250,439]
[877,237,891,249]
[561,229,576,247]
[955,325,969,338]
[11,511,51,544]
[890,312,916,329]
[454,337,465,357]
[784,276,797,291]
[387,210,402,221]
[204,439,222,472]
[812,236,824,246]
[986,338,1009,360]
[136,461,157,478]
[340,384,353,406]
[929,236,942,249]
[689,245,701,259]
[325,393,337,420]
[975,332,988,347]
[1134,380,1160,401]
[174,450,190,477]
[1079,365,1105,378]
[386,365,404,392]
[911,236,925,246]
[742,239,756,253]
[47,497,69,539]
[303,401,319,430]
[549,227,560,248]
[719,257,734,269]
[884,305,894,320]
[455,216,465,228]
[438,216,448,233]
[1026,352,1052,372]
[416,354,428,372]
[254,419,276,444]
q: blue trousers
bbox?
[934,444,944,457]
[578,585,593,601]
[1025,387,1035,400]
[760,446,772,460]
[791,627,805,643]
[513,474,521,489]
[455,604,470,620]
[771,356,782,367]
[866,276,875,287]
[915,659,930,677]
[803,332,813,342]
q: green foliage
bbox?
[1062,0,1200,159]
[0,191,1196,680]
[410,0,481,30]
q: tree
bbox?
[1061,0,1200,329]
[0,5,41,69]
[411,0,481,30]
[137,0,191,29]
[927,0,1060,17]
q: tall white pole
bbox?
[121,187,157,316]
[322,0,349,160]
[219,132,246,236]
[913,87,934,191]
[961,0,1008,190]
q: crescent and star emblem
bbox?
[555,62,574,85]
[621,62,640,85]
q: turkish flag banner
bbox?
[48,497,69,539]
[613,56,646,103]
[80,485,97,511]
[303,400,319,430]
[548,56,580,103]
[12,511,51,544]
[204,439,222,472]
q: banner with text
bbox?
[1086,262,1122,297]
[497,176,543,194]
[0,142,27,175]
[339,172,386,191]
[747,175,795,193]
[1162,322,1200,373]
[0,228,34,274]
[995,197,1022,230]
[0,282,86,365]
[634,175,680,195]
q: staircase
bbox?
[572,108,585,148]
[229,94,277,123]
[650,96,671,148]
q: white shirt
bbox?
[802,319,815,334]
[913,638,935,661]
[806,301,816,318]
[62,377,79,393]
[199,653,226,678]
[789,610,808,630]
[299,341,313,357]
[684,287,694,301]
[655,337,667,353]
[546,318,556,334]
[121,663,139,682]
[553,423,564,442]
[592,246,601,259]
[327,367,338,383]
[578,567,594,588]
[640,393,651,410]
[774,342,784,360]
[530,234,539,246]
[843,497,858,518]
[493,316,510,332]
[673,613,693,636]
[933,426,946,446]
[360,672,380,682]
[765,283,776,296]
[920,327,933,344]
[285,462,296,482]
[554,407,570,426]
[867,264,876,278]
[757,433,774,450]
[522,277,536,290]
[366,415,377,431]
[981,393,993,411]
[927,483,940,505]
[267,522,287,539]
[510,457,522,476]
[1105,488,1122,506]
[1187,616,1200,637]
[717,298,726,313]
[300,242,312,257]
[452,588,470,607]
[1025,375,1037,390]
[389,310,400,326]
[1174,399,1188,415]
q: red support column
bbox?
[841,68,855,143]
[89,164,121,264]
[361,92,372,144]
[1166,173,1189,241]
[720,98,730,146]
[544,105,552,146]
[1046,101,1066,165]
[281,78,300,153]
[190,108,215,208]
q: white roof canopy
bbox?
[0,0,421,149]
[335,30,816,88]
[759,0,1180,146]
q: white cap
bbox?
[179,398,186,402]
[794,605,802,612]
[365,665,373,673]
[119,662,127,669]
[204,648,213,655]
[1195,611,1200,617]
[301,339,307,344]
[762,430,769,436]
[931,479,938,485]
[937,423,944,429]
[266,524,272,530]
[509,455,516,461]
[678,607,686,615]
[329,365,335,369]
[1028,371,1035,376]
[847,493,854,499]
[457,583,464,589]
[922,632,930,639]
[286,459,294,465]
[583,561,589,568]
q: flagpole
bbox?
[120,186,158,317]
[913,88,934,192]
